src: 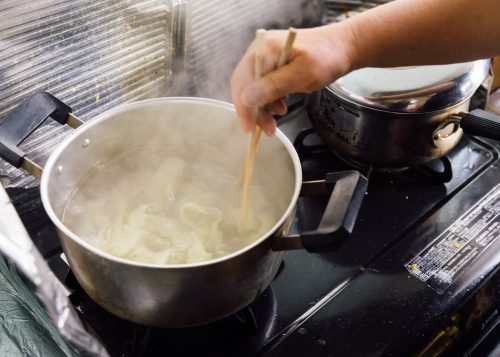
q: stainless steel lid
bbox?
[327,59,491,113]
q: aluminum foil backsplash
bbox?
[0,0,321,189]
[0,0,186,188]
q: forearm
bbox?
[230,0,500,135]
[333,0,500,71]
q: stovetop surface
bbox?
[8,109,500,357]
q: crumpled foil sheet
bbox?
[0,184,109,357]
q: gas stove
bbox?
[7,104,500,357]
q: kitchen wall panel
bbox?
[0,0,321,188]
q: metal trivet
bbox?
[293,128,454,183]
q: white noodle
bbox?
[62,148,283,265]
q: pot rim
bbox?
[323,86,474,116]
[40,97,302,269]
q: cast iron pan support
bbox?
[272,170,368,252]
[0,92,83,178]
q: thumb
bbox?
[240,65,308,108]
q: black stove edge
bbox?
[259,275,357,355]
[362,135,499,271]
[258,137,500,356]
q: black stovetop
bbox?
[8,107,500,357]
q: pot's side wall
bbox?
[308,91,471,168]
[59,228,283,327]
[40,99,301,327]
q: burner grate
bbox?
[293,127,456,183]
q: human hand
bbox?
[231,23,358,136]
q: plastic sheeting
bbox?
[0,183,108,356]
[0,256,79,357]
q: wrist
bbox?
[318,21,362,82]
[342,20,363,72]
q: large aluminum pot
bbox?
[0,93,366,327]
[307,59,500,168]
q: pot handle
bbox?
[459,109,500,141]
[272,170,368,252]
[0,92,83,178]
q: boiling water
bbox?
[62,145,288,265]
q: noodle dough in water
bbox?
[63,151,282,265]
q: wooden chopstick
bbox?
[255,27,297,147]
[240,28,297,230]
[240,27,297,187]
[239,27,297,188]
[277,27,297,68]
[240,29,266,230]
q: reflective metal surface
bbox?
[328,59,491,113]
[307,90,471,168]
[0,0,188,189]
[432,117,463,149]
[40,98,302,327]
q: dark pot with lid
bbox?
[306,59,500,168]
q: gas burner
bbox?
[293,128,331,159]
[292,127,400,175]
[61,263,279,356]
[227,306,258,335]
[293,127,454,183]
[415,155,453,183]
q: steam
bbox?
[183,0,322,101]
[57,99,297,264]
